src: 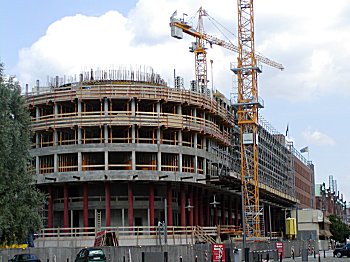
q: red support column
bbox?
[83,183,89,229]
[189,188,193,227]
[265,205,269,236]
[48,186,53,228]
[205,190,210,226]
[128,182,133,227]
[180,184,186,226]
[194,187,198,226]
[167,182,173,226]
[221,195,226,225]
[228,198,233,226]
[105,182,111,227]
[149,182,154,228]
[235,198,239,226]
[63,184,69,228]
[198,188,204,226]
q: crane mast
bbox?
[194,7,208,93]
[236,0,263,237]
[170,4,283,238]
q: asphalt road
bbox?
[283,250,346,262]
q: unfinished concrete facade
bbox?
[25,68,310,239]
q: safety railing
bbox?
[26,84,234,125]
[30,112,232,146]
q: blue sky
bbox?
[1,0,350,201]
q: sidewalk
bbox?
[283,250,334,262]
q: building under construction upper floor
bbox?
[24,66,314,245]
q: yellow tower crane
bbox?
[170,4,283,238]
[235,0,264,238]
[170,7,283,93]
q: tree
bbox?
[329,214,350,243]
[0,62,44,245]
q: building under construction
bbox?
[26,67,314,245]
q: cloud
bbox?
[16,0,350,101]
[303,128,335,146]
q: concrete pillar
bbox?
[35,133,39,148]
[149,182,154,227]
[157,151,161,172]
[157,127,161,142]
[105,182,111,227]
[132,151,136,171]
[53,130,58,146]
[203,158,207,176]
[104,126,108,144]
[53,104,58,146]
[194,155,198,174]
[77,100,82,144]
[131,98,136,116]
[63,184,69,228]
[177,104,182,144]
[177,104,183,171]
[128,182,134,227]
[36,156,39,174]
[194,133,198,174]
[83,183,88,229]
[179,153,182,173]
[157,118,162,171]
[105,151,108,171]
[157,101,161,113]
[54,154,58,173]
[178,131,182,146]
[104,98,108,116]
[78,152,82,172]
[34,105,40,149]
[104,98,109,144]
[132,125,136,144]
[35,107,40,119]
[131,100,136,170]
[78,127,82,144]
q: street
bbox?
[283,250,345,262]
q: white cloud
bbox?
[303,128,335,146]
[16,0,350,101]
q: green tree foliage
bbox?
[0,62,44,245]
[329,214,350,243]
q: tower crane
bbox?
[170,4,284,238]
[234,0,266,238]
[170,7,283,93]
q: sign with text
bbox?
[212,244,225,262]
[275,242,284,258]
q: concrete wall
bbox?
[1,244,216,262]
[1,240,319,262]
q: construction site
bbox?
[22,1,315,258]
